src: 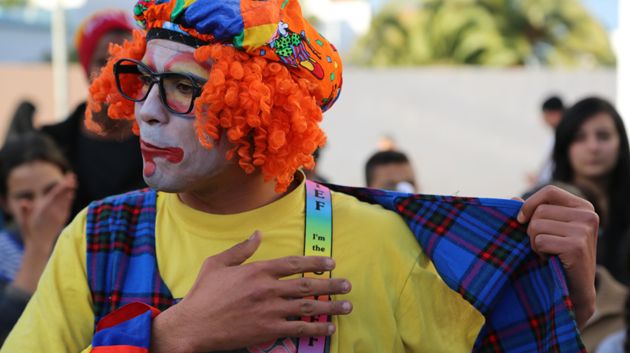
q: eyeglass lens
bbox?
[116,59,199,114]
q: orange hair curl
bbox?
[86,29,146,135]
[87,31,327,193]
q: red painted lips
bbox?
[140,140,184,177]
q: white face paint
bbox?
[135,39,232,192]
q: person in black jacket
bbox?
[41,10,145,216]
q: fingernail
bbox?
[342,301,351,312]
[327,324,335,335]
[325,258,335,270]
[341,281,350,292]
[517,211,525,224]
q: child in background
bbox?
[0,132,76,343]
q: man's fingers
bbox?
[211,231,262,267]
[279,298,352,318]
[275,320,336,339]
[527,220,593,255]
[265,256,335,278]
[277,278,351,298]
[534,234,568,255]
[528,219,575,239]
[530,204,600,225]
[527,219,590,253]
[518,185,593,223]
[533,234,590,269]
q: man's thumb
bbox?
[216,231,262,267]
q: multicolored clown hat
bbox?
[133,0,342,111]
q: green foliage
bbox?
[0,0,28,7]
[350,0,616,67]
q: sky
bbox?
[581,0,618,30]
[368,0,618,31]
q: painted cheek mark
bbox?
[168,99,194,115]
[164,52,194,70]
[162,52,206,119]
[164,52,210,79]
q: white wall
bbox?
[318,68,616,198]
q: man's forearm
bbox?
[150,312,195,353]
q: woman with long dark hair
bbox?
[553,97,630,283]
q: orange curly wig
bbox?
[86,30,327,193]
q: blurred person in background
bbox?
[0,99,38,231]
[543,96,565,132]
[377,134,397,151]
[552,97,630,284]
[5,100,36,145]
[548,97,630,351]
[365,150,418,192]
[595,296,630,353]
[588,266,629,353]
[0,132,75,344]
[41,10,145,217]
[595,256,630,353]
[527,95,565,186]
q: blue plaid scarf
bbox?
[87,184,585,352]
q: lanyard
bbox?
[298,180,333,353]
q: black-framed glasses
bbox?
[114,58,206,115]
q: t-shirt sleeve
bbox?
[0,208,95,352]
[396,254,485,353]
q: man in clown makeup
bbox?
[3,1,597,352]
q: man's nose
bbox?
[137,84,169,126]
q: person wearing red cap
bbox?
[76,10,134,80]
[5,1,596,352]
[41,9,146,217]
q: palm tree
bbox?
[350,0,615,67]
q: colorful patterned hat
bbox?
[133,0,343,111]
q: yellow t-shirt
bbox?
[2,181,483,352]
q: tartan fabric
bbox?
[86,185,585,352]
[86,188,175,325]
[327,184,585,353]
[92,303,160,353]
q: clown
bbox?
[3,1,596,352]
